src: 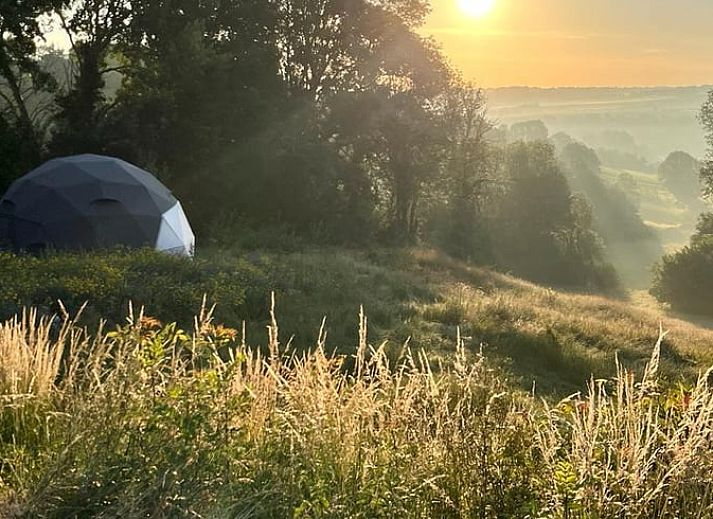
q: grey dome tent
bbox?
[0,154,195,256]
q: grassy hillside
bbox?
[330,248,713,394]
[3,247,712,396]
[5,247,713,517]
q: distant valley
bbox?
[486,86,711,160]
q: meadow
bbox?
[4,248,713,517]
[3,1,713,516]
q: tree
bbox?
[658,151,701,204]
[275,0,449,242]
[97,0,451,242]
[549,131,574,155]
[651,90,713,315]
[615,172,639,206]
[0,114,30,193]
[509,120,548,143]
[0,0,62,168]
[275,0,430,100]
[691,212,713,246]
[560,142,662,288]
[652,212,713,316]
[702,90,713,198]
[50,0,132,155]
[379,92,443,242]
[103,0,283,231]
[431,82,494,259]
[490,142,618,291]
[560,143,652,243]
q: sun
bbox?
[457,0,495,18]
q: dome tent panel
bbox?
[156,202,195,256]
[7,218,51,252]
[0,154,195,256]
[89,200,160,248]
[43,215,97,249]
[43,181,106,211]
[16,190,80,228]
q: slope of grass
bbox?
[4,247,713,516]
[2,247,713,397]
[243,247,713,394]
[4,292,713,517]
[399,250,713,393]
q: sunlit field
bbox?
[4,287,713,517]
[3,0,713,516]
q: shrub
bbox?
[0,249,270,326]
[651,236,713,316]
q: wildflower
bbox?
[214,325,238,341]
[140,316,162,329]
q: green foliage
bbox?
[658,92,713,315]
[49,0,133,158]
[0,116,34,194]
[0,309,541,518]
[534,338,713,519]
[700,90,713,199]
[2,303,713,517]
[488,142,621,293]
[0,1,638,296]
[560,142,663,288]
[427,84,494,262]
[0,249,269,326]
[692,212,713,243]
[509,120,549,142]
[658,151,702,204]
[0,0,61,170]
[2,246,699,396]
[650,211,713,316]
[98,0,450,243]
[651,231,713,316]
[560,143,656,248]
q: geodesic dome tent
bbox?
[0,154,195,256]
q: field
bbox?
[3,247,713,394]
[599,166,696,252]
[4,2,713,515]
[4,248,713,516]
[487,86,710,160]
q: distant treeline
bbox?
[0,1,711,295]
[652,92,713,315]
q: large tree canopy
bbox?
[0,0,619,293]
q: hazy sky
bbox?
[422,0,713,87]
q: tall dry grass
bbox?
[535,328,713,518]
[0,310,67,399]
[1,301,713,518]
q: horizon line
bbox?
[482,84,713,90]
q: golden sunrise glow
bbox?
[422,0,713,88]
[457,0,495,18]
